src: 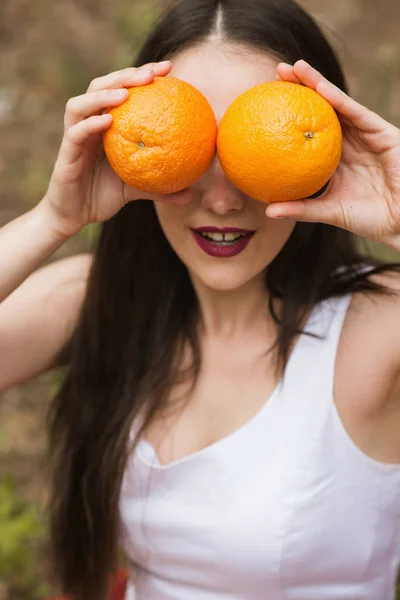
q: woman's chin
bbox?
[190,266,263,293]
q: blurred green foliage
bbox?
[0,476,51,599]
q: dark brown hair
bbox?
[46,1,398,598]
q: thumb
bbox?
[266,196,338,225]
[265,179,345,227]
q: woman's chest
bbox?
[121,411,400,600]
[142,353,279,467]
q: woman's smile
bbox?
[191,226,256,257]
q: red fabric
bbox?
[51,567,129,600]
[110,568,129,600]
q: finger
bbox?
[275,62,303,85]
[64,88,129,129]
[88,67,155,94]
[58,114,112,166]
[292,60,389,133]
[87,61,171,93]
[265,195,341,226]
[138,60,171,72]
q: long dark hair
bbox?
[46,1,398,598]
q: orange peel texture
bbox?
[103,76,218,195]
[217,81,342,203]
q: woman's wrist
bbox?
[34,196,84,243]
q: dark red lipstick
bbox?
[191,227,255,258]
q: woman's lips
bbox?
[191,227,255,258]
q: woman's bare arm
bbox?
[0,252,93,392]
[0,202,71,305]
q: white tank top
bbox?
[119,293,400,599]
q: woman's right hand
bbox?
[39,61,191,239]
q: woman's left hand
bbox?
[266,60,400,251]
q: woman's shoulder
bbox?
[332,269,400,464]
[336,267,400,412]
[351,268,400,324]
[345,267,400,360]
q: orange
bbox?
[217,81,342,203]
[103,76,217,194]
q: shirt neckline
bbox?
[136,299,322,470]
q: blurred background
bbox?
[0,0,399,597]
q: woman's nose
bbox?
[195,157,246,215]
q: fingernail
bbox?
[158,60,171,67]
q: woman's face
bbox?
[154,43,296,292]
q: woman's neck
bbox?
[191,272,272,339]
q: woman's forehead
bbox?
[169,43,279,123]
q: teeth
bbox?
[208,232,224,241]
[200,232,247,243]
[224,232,240,242]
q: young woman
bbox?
[1,0,400,598]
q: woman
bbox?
[1,0,400,598]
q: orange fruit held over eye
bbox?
[217,81,342,203]
[103,76,217,194]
